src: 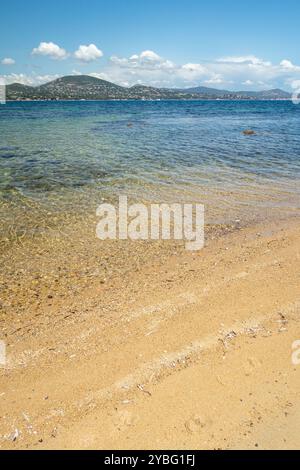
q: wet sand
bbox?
[0,216,300,449]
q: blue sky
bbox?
[1,0,300,90]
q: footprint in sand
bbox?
[113,410,139,430]
[185,414,212,434]
[244,357,262,376]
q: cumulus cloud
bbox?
[4,48,300,90]
[206,55,300,89]
[0,73,60,86]
[74,51,296,89]
[280,59,300,72]
[139,50,161,61]
[107,51,181,87]
[280,59,294,69]
[217,55,271,66]
[74,44,103,62]
[111,50,175,71]
[204,74,226,85]
[0,73,34,85]
[32,42,68,60]
[1,58,15,65]
[181,63,206,72]
[176,63,208,83]
[107,50,214,87]
[104,51,286,88]
[88,71,110,80]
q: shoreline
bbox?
[1,215,300,449]
[4,98,292,103]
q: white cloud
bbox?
[105,51,287,88]
[108,51,213,87]
[0,73,34,85]
[280,59,294,69]
[140,50,161,61]
[204,73,225,85]
[111,50,175,71]
[280,59,300,72]
[1,58,15,65]
[83,51,299,89]
[4,49,300,91]
[208,55,300,89]
[74,44,103,62]
[218,55,271,66]
[32,42,68,60]
[0,73,60,85]
[175,64,207,84]
[88,71,110,81]
[181,63,205,72]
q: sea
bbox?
[1,99,300,313]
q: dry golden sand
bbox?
[0,217,300,449]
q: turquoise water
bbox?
[1,100,300,225]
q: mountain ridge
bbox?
[5,75,292,101]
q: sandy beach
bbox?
[3,0,300,456]
[1,215,300,450]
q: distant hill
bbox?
[178,86,232,97]
[253,88,291,99]
[179,86,291,99]
[6,75,292,101]
[6,83,39,100]
[38,75,125,100]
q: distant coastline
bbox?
[6,98,291,103]
[5,74,292,102]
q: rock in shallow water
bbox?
[243,129,256,136]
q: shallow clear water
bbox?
[1,100,300,229]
